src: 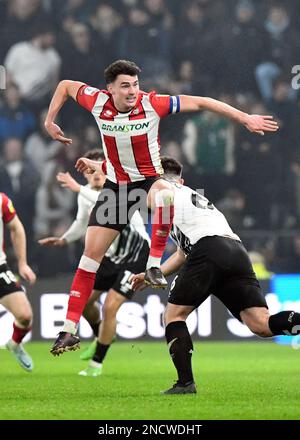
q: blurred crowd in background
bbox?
[1,0,300,277]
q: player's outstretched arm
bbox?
[44,80,85,145]
[8,216,36,285]
[179,95,279,135]
[56,172,81,193]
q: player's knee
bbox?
[84,250,103,261]
[155,188,174,207]
[164,309,184,326]
[16,313,32,328]
[242,308,271,338]
[79,254,101,271]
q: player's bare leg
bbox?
[145,179,174,289]
[1,291,34,372]
[241,306,300,338]
[99,289,125,344]
[240,307,272,337]
[79,290,102,361]
[51,226,119,356]
[80,289,102,361]
[83,290,102,335]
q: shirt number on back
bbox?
[191,193,214,210]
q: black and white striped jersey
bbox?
[170,224,192,255]
[106,221,149,265]
[61,184,150,265]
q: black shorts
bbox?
[89,176,161,232]
[93,241,149,299]
[168,236,268,321]
[0,263,22,299]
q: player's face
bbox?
[85,171,105,190]
[108,74,139,112]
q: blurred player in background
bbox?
[0,193,36,372]
[44,59,279,355]
[39,150,150,375]
[132,157,300,395]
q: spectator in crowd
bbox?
[58,22,100,86]
[0,138,40,245]
[24,109,61,174]
[1,0,51,59]
[0,83,36,144]
[119,3,171,86]
[216,189,249,230]
[276,235,300,273]
[34,134,82,239]
[51,0,97,29]
[182,108,235,174]
[221,0,269,95]
[267,77,300,161]
[89,3,123,73]
[255,4,300,101]
[4,23,61,110]
[236,140,281,228]
[173,0,221,94]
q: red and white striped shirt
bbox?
[0,193,16,265]
[77,85,180,183]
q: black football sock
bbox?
[165,321,194,385]
[90,321,101,338]
[269,311,300,336]
[92,341,110,364]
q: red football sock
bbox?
[12,322,31,344]
[150,205,174,258]
[66,268,96,324]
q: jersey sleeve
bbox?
[130,211,150,244]
[1,193,16,223]
[76,84,101,112]
[61,194,89,243]
[149,92,180,118]
[79,185,99,204]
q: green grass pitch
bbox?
[0,341,299,420]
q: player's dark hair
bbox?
[83,149,103,161]
[104,60,141,84]
[161,156,183,177]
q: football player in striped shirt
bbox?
[0,193,36,372]
[39,150,150,375]
[44,59,278,355]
